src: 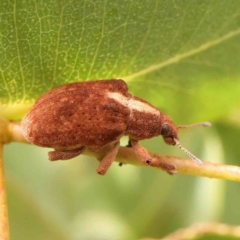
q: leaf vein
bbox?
[122,27,240,81]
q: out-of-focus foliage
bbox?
[1,0,240,239]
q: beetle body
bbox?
[21,79,181,175]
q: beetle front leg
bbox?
[150,157,177,175]
[130,139,152,165]
[97,142,120,175]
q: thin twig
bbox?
[85,146,240,181]
[0,143,9,240]
[140,222,240,240]
[3,121,240,182]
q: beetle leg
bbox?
[119,139,131,166]
[125,139,132,147]
[48,147,86,161]
[119,138,132,166]
[130,139,152,165]
[97,142,120,175]
[158,162,177,175]
[150,157,177,175]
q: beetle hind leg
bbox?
[97,142,120,175]
[48,146,86,161]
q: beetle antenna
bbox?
[178,122,211,129]
[174,138,202,165]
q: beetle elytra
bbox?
[21,79,210,175]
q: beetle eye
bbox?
[161,124,170,136]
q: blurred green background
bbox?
[1,0,240,239]
[5,125,240,240]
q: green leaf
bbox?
[1,0,240,122]
[2,1,240,239]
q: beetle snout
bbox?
[163,134,178,145]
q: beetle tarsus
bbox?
[158,162,177,175]
[97,142,120,175]
[150,157,177,175]
[48,146,85,161]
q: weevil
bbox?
[21,79,210,175]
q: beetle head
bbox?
[160,114,211,165]
[160,115,178,145]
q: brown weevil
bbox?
[21,79,211,175]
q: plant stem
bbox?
[0,143,9,240]
[85,146,240,181]
[4,121,240,182]
[140,222,240,240]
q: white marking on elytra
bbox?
[107,92,160,116]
